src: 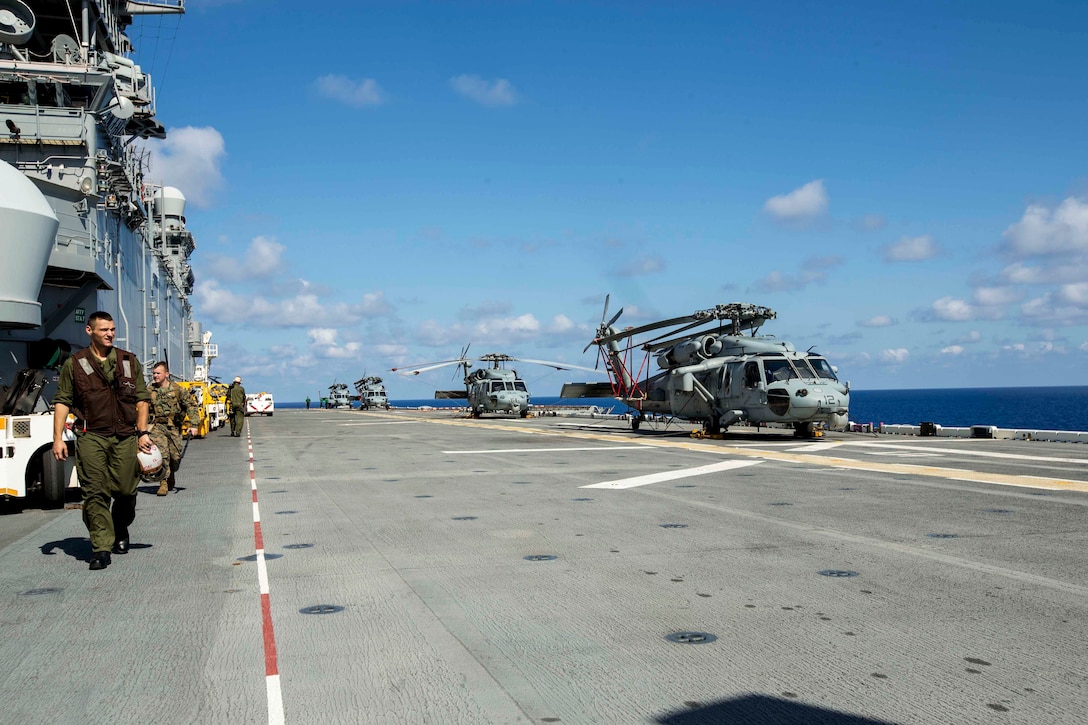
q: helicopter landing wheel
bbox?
[630,415,641,431]
[706,416,721,436]
[794,421,814,438]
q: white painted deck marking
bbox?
[443,445,648,454]
[339,421,417,427]
[845,440,1088,465]
[584,459,762,489]
[787,441,844,453]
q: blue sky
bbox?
[134,1,1088,401]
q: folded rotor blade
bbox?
[513,357,607,375]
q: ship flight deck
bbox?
[1,409,1086,724]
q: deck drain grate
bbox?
[415,495,433,498]
[300,604,344,615]
[274,510,298,515]
[572,497,593,501]
[238,553,283,562]
[818,569,859,577]
[660,523,688,529]
[984,509,1013,514]
[265,477,280,480]
[452,516,478,521]
[19,587,61,596]
[769,502,792,506]
[926,533,958,539]
[665,631,717,644]
[524,554,557,561]
[837,487,856,491]
[283,543,315,549]
[675,484,696,488]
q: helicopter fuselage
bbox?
[465,368,530,417]
[628,335,849,432]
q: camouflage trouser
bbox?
[148,424,183,482]
[75,433,139,553]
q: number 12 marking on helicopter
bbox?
[583,459,763,490]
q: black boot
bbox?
[89,551,112,570]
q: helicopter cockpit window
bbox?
[743,362,761,388]
[763,358,799,383]
[808,357,838,380]
[794,358,819,378]
[513,381,527,392]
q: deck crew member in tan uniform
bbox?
[149,361,196,496]
[52,311,151,571]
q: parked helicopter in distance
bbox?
[562,296,850,437]
[392,346,602,418]
[355,375,389,410]
[326,382,353,409]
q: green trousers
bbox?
[76,433,139,552]
[230,411,245,436]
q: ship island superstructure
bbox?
[1,0,212,505]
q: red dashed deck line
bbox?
[246,427,285,724]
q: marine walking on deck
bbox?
[50,312,151,570]
[149,361,195,496]
[227,377,246,437]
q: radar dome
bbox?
[152,186,187,219]
[0,159,59,328]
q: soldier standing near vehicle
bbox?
[149,361,196,496]
[51,311,151,571]
[227,376,246,437]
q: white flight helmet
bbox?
[137,443,164,481]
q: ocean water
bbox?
[280,387,1088,432]
[848,386,1088,432]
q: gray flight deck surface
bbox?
[1,409,1086,724]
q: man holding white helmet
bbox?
[52,311,152,571]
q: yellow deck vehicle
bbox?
[175,381,212,438]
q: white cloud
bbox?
[615,255,666,277]
[546,314,576,334]
[881,348,909,363]
[416,313,541,348]
[145,126,226,208]
[308,328,338,346]
[931,296,975,321]
[245,236,285,277]
[763,180,828,222]
[858,315,894,327]
[1020,293,1088,323]
[361,291,391,316]
[752,257,841,293]
[954,330,982,344]
[883,234,939,262]
[450,74,519,106]
[1058,282,1088,306]
[940,345,964,355]
[314,74,386,107]
[971,286,1021,307]
[193,279,391,328]
[1002,197,1088,257]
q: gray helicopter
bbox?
[354,376,389,410]
[393,346,601,418]
[562,296,850,436]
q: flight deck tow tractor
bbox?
[562,297,850,438]
[393,346,602,419]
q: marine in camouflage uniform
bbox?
[149,361,193,496]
